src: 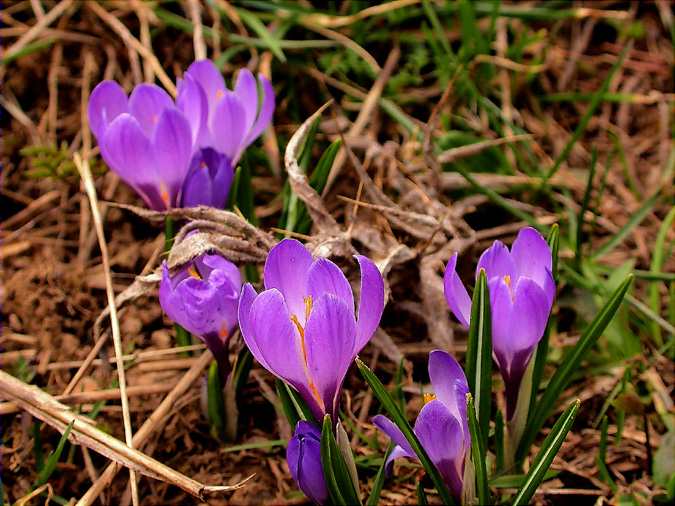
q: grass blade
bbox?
[592,192,659,260]
[541,44,630,185]
[518,275,633,459]
[276,380,314,428]
[356,359,454,504]
[575,149,598,268]
[512,400,580,506]
[648,206,675,346]
[320,415,362,505]
[320,415,346,505]
[236,9,286,62]
[34,421,74,488]
[597,416,618,492]
[466,394,489,505]
[466,269,492,450]
[417,481,430,505]
[366,443,392,506]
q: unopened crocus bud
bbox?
[287,421,328,505]
[444,227,555,419]
[181,148,233,209]
[159,253,241,368]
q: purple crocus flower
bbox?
[88,81,194,210]
[159,253,242,370]
[444,227,555,419]
[238,239,385,421]
[181,147,233,209]
[374,350,470,502]
[177,59,275,166]
[287,421,328,505]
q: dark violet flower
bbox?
[177,59,275,166]
[374,350,470,502]
[287,421,328,505]
[159,253,242,367]
[88,81,194,210]
[181,147,233,209]
[444,227,555,419]
[238,239,385,421]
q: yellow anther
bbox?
[188,265,202,280]
[503,274,511,287]
[423,393,436,404]
[304,296,313,322]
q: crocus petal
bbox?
[373,415,415,457]
[307,258,355,317]
[184,59,226,111]
[414,400,464,501]
[128,84,174,136]
[181,148,233,209]
[151,108,194,208]
[304,294,357,419]
[244,74,275,145]
[100,114,164,209]
[428,350,470,447]
[88,80,128,140]
[209,91,247,161]
[476,240,516,282]
[199,254,241,288]
[384,445,416,475]
[234,68,259,132]
[181,159,213,208]
[510,227,556,306]
[287,421,328,505]
[238,283,268,367]
[176,74,209,145]
[242,288,307,388]
[263,239,313,320]
[443,253,471,328]
[490,276,550,419]
[354,255,385,353]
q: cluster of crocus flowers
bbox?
[374,350,471,502]
[159,252,242,374]
[444,227,555,419]
[88,59,274,211]
[238,239,385,421]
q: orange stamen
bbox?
[423,393,436,404]
[290,311,325,411]
[188,265,202,280]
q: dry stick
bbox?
[0,366,244,500]
[76,351,250,505]
[86,1,176,96]
[323,44,401,194]
[0,382,179,416]
[74,154,139,506]
[300,0,420,28]
[186,0,207,60]
[1,0,73,61]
